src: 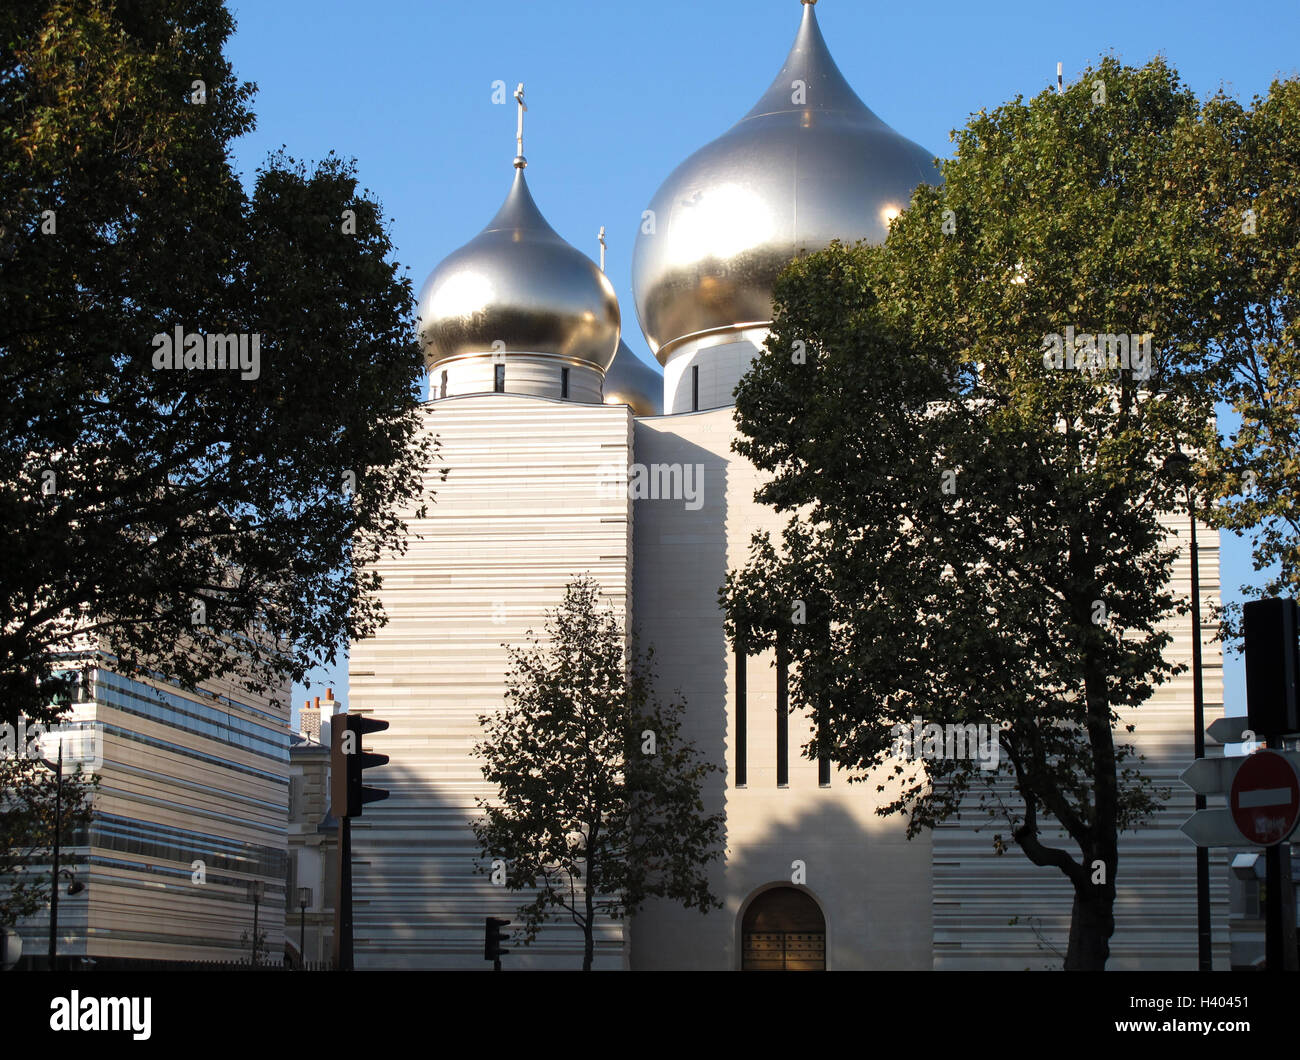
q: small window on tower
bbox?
[561,366,570,399]
[692,364,699,412]
[735,640,747,787]
[494,363,505,393]
[440,370,448,399]
[776,628,788,788]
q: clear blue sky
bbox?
[221,0,1300,722]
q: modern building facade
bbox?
[13,643,290,965]
[349,0,1229,969]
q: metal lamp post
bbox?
[246,880,265,965]
[297,886,312,967]
[47,741,63,970]
[1187,485,1213,972]
[39,741,87,972]
[1166,452,1212,971]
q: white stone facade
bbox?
[349,394,633,969]
[350,378,1226,969]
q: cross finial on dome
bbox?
[513,82,527,169]
[598,226,607,272]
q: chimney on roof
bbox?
[300,697,322,743]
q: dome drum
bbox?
[662,329,768,415]
[430,352,605,403]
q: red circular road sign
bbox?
[1230,750,1300,846]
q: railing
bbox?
[24,956,336,971]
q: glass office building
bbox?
[14,651,290,965]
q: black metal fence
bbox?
[18,955,335,971]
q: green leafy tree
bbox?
[0,751,96,929]
[0,0,435,726]
[1194,79,1300,615]
[473,577,724,971]
[723,58,1247,969]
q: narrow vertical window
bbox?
[818,710,831,787]
[692,364,699,411]
[440,370,448,399]
[776,629,788,787]
[561,366,570,399]
[816,620,831,786]
[735,639,747,787]
[494,363,505,393]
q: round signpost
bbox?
[1229,750,1300,846]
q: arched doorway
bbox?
[740,887,826,971]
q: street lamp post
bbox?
[246,880,265,965]
[47,741,63,970]
[36,726,88,971]
[1187,488,1212,972]
[297,886,312,968]
[1166,452,1212,971]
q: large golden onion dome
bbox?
[417,161,620,374]
[631,0,940,362]
[603,340,664,416]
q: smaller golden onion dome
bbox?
[417,163,621,374]
[603,340,664,416]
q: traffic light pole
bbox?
[1243,599,1300,971]
[1264,841,1285,971]
[335,815,353,971]
[1264,735,1299,972]
[329,711,388,972]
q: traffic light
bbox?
[330,712,390,818]
[485,917,510,964]
[1244,598,1300,738]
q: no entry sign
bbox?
[1229,750,1300,846]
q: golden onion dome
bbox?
[631,0,940,362]
[603,340,664,416]
[417,162,621,373]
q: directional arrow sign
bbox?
[1181,750,1300,796]
[1181,808,1264,848]
[1206,716,1257,745]
[1180,756,1243,796]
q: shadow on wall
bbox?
[626,423,732,968]
[349,758,623,971]
[627,795,935,971]
[725,797,933,971]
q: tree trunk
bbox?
[1064,882,1115,970]
[582,853,596,971]
[582,892,594,971]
